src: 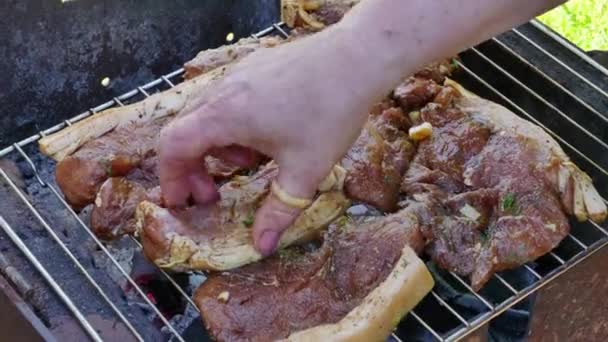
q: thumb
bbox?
[251,158,332,256]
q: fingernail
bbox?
[258,230,280,257]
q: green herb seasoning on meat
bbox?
[334,216,351,230]
[278,248,303,263]
[501,193,519,214]
[242,213,255,228]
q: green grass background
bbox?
[539,0,608,51]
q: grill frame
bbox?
[0,20,607,342]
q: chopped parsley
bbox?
[242,214,254,227]
[501,193,519,214]
[334,216,351,230]
[278,248,302,263]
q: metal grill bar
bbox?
[523,264,542,280]
[590,220,608,237]
[0,215,103,342]
[273,23,290,38]
[2,151,144,341]
[0,67,185,159]
[430,291,469,326]
[6,149,183,341]
[411,310,444,341]
[530,20,608,78]
[550,252,566,265]
[454,60,608,178]
[390,332,404,342]
[567,234,588,250]
[449,272,494,309]
[469,46,608,152]
[492,36,608,123]
[493,274,518,294]
[129,237,200,311]
[510,27,608,103]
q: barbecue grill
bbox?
[1,4,608,341]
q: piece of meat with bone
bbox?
[136,162,350,271]
[401,80,606,290]
[194,207,433,342]
[341,102,415,212]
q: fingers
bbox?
[252,195,303,256]
[161,157,218,207]
[252,157,332,256]
[209,145,262,168]
[160,112,226,207]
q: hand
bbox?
[159,27,382,256]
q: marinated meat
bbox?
[94,100,414,241]
[184,36,283,79]
[413,60,458,85]
[467,134,570,288]
[194,207,427,342]
[55,56,453,212]
[341,103,414,212]
[90,153,243,240]
[450,79,606,223]
[55,116,244,210]
[393,78,442,113]
[392,59,457,113]
[400,80,606,290]
[55,117,167,209]
[91,178,161,240]
[411,87,492,184]
[136,163,350,271]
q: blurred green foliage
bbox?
[539,0,608,51]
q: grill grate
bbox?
[0,20,607,342]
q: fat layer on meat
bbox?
[136,163,350,271]
[194,206,427,342]
[184,36,283,79]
